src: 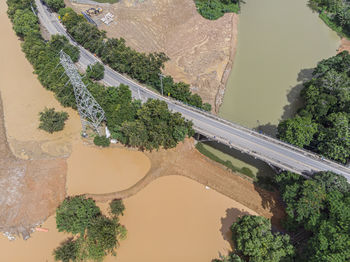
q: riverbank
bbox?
[65,0,239,112]
[338,37,350,53]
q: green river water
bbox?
[203,0,340,178]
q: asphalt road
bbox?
[35,0,350,181]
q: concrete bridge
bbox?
[35,0,350,181]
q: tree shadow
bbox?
[281,68,313,121]
[255,122,278,137]
[220,208,250,249]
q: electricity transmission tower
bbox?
[59,50,105,135]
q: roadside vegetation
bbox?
[43,0,65,12]
[309,0,350,37]
[86,62,105,81]
[57,7,211,111]
[39,108,68,133]
[278,51,350,164]
[214,171,350,261]
[54,196,127,262]
[195,0,241,20]
[7,0,194,151]
[195,142,254,178]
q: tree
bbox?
[53,239,78,262]
[275,171,350,261]
[13,9,39,37]
[110,199,125,216]
[86,62,105,81]
[313,171,350,193]
[44,0,65,12]
[56,196,100,234]
[231,215,294,262]
[277,116,318,148]
[38,108,69,133]
[48,35,80,63]
[54,196,126,262]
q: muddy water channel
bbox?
[204,0,340,177]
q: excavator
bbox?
[86,7,102,16]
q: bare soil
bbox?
[0,94,66,238]
[65,0,238,112]
[338,37,350,53]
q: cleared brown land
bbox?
[0,94,66,238]
[65,0,238,111]
[338,37,350,53]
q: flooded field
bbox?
[67,142,151,195]
[0,176,256,261]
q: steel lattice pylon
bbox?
[59,50,105,135]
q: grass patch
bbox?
[195,142,255,179]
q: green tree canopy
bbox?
[277,116,318,148]
[13,9,39,37]
[44,0,65,12]
[38,108,68,133]
[56,196,101,235]
[276,171,350,261]
[86,62,105,81]
[110,199,125,216]
[231,215,294,262]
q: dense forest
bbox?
[195,0,241,20]
[7,0,194,150]
[309,0,350,36]
[214,171,350,262]
[278,52,350,164]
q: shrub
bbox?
[38,108,68,133]
[93,135,110,147]
[110,199,125,216]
